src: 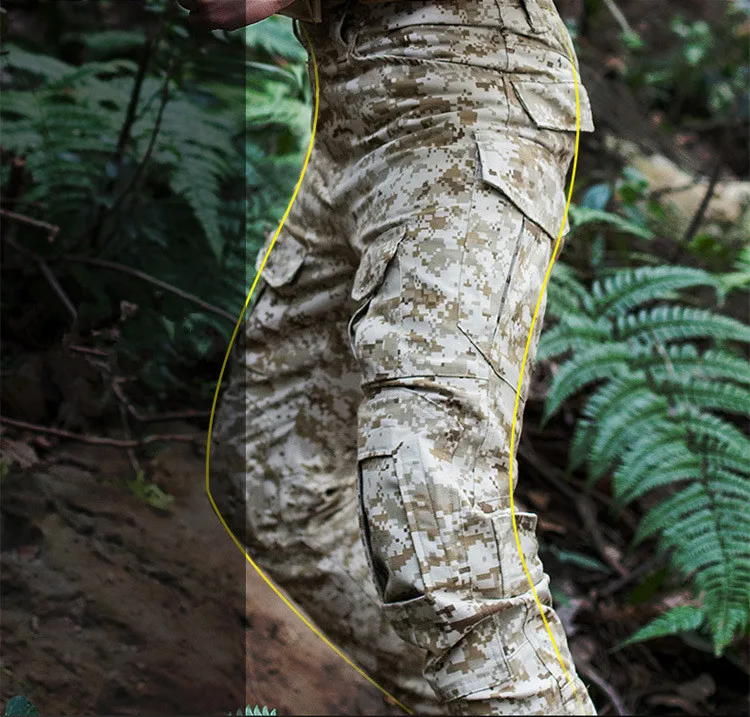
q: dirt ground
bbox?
[0,426,404,716]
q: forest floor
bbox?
[0,423,401,716]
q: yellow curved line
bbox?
[507,14,586,711]
[206,14,584,717]
[205,21,413,715]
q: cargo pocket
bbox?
[456,129,567,386]
[254,231,308,290]
[249,232,308,335]
[356,447,436,651]
[499,0,560,37]
[511,78,595,134]
[473,128,570,244]
[492,509,544,598]
[355,390,467,654]
[347,226,407,363]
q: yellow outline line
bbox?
[507,14,586,712]
[205,21,413,715]
[206,15,584,717]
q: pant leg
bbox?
[210,154,447,715]
[323,1,599,714]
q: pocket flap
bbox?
[351,226,406,302]
[254,232,308,288]
[512,80,595,133]
[474,129,570,240]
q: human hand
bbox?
[177,0,297,31]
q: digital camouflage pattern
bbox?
[212,0,597,713]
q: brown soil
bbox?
[0,428,401,716]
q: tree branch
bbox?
[0,416,200,448]
[60,254,236,322]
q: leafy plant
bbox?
[623,5,749,126]
[3,697,38,716]
[0,5,309,405]
[230,706,277,716]
[126,470,174,511]
[541,262,750,655]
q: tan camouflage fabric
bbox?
[212,0,597,713]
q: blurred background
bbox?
[0,0,747,715]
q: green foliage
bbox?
[3,697,38,717]
[620,605,705,648]
[542,262,750,655]
[719,244,750,293]
[569,162,749,276]
[623,5,749,124]
[0,4,309,404]
[126,470,174,511]
[230,707,277,716]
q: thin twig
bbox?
[0,416,200,448]
[60,255,235,322]
[578,662,629,716]
[37,260,77,320]
[671,157,723,263]
[69,345,110,358]
[602,0,633,35]
[3,234,76,320]
[97,56,175,254]
[596,553,667,599]
[0,208,59,242]
[111,379,211,423]
[519,440,627,575]
[518,437,640,537]
[88,21,165,248]
[649,331,676,381]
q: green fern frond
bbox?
[2,43,76,83]
[536,314,612,362]
[635,482,703,544]
[548,262,594,317]
[620,606,705,648]
[544,260,750,655]
[667,378,749,416]
[567,417,597,472]
[591,266,725,316]
[541,343,633,424]
[615,433,698,503]
[697,349,750,384]
[588,398,670,481]
[615,305,750,344]
[579,374,648,431]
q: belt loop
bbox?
[332,0,357,50]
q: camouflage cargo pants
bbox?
[212,0,597,713]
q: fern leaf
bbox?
[621,606,705,648]
[591,266,725,317]
[588,398,670,481]
[547,262,595,317]
[615,305,750,344]
[536,314,611,361]
[614,431,697,502]
[668,379,749,417]
[542,343,633,424]
[567,417,597,473]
